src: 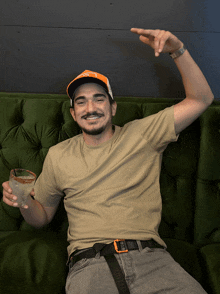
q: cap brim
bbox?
[67,77,109,100]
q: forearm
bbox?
[20,196,49,228]
[174,49,214,104]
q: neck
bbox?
[83,126,115,146]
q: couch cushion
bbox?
[195,179,220,246]
[0,231,68,294]
[164,238,204,287]
[194,104,220,246]
[0,199,21,231]
[112,100,143,126]
[159,120,200,244]
[197,105,220,180]
[0,93,80,190]
[200,243,220,294]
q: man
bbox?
[2,29,214,293]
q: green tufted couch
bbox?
[0,92,220,294]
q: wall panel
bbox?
[1,0,219,98]
[2,0,219,32]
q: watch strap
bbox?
[169,45,186,59]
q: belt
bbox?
[69,239,164,266]
[69,239,164,294]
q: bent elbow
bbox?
[27,213,51,229]
[209,93,214,105]
[205,91,214,106]
[30,220,49,229]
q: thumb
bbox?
[30,188,35,196]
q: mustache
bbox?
[81,111,104,119]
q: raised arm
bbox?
[130,28,214,135]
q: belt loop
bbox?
[136,240,143,252]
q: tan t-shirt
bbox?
[34,106,178,257]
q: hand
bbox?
[2,181,35,209]
[130,28,183,57]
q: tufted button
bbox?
[36,140,42,148]
[14,115,24,126]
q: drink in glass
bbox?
[9,169,36,207]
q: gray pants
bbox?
[66,246,207,294]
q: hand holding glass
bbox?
[9,169,36,208]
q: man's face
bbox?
[70,83,117,136]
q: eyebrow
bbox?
[74,93,107,102]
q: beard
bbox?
[78,110,113,136]
[80,125,106,135]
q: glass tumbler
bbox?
[9,169,36,207]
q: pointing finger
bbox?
[130,28,156,37]
[130,28,142,34]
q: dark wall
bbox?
[1,0,219,98]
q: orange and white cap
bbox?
[66,70,114,105]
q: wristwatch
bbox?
[169,45,186,59]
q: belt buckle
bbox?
[114,239,128,253]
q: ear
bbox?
[70,107,76,121]
[111,101,117,117]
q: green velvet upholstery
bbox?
[0,92,220,294]
[201,244,220,294]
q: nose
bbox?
[86,100,96,113]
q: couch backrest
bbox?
[0,93,220,247]
[194,106,220,246]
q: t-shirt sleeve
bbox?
[34,149,64,207]
[140,106,179,152]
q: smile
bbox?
[86,116,100,120]
[83,114,104,120]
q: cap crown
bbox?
[67,70,114,103]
